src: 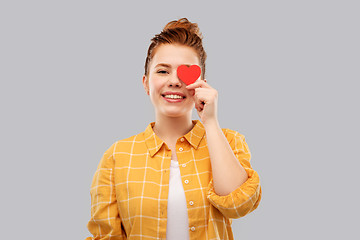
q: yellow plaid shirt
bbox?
[85,120,261,240]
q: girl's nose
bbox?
[168,73,183,87]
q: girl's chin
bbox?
[159,108,193,118]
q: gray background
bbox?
[1,0,359,239]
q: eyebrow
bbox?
[154,63,192,68]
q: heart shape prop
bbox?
[177,64,201,85]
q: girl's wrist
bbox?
[203,118,220,131]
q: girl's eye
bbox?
[157,70,168,74]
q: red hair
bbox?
[144,17,207,80]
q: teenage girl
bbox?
[85,17,262,240]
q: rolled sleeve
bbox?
[206,130,262,219]
[85,143,127,240]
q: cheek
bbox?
[149,86,159,96]
[187,89,195,97]
[149,85,165,101]
[190,99,196,106]
[148,78,164,93]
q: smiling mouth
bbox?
[161,94,186,99]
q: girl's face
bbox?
[143,44,201,118]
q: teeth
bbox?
[164,94,183,99]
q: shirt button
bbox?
[180,138,185,142]
[189,201,194,206]
[184,179,189,184]
[179,147,183,151]
[190,226,196,231]
[182,164,186,167]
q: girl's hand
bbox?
[186,79,219,126]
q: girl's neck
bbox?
[153,115,195,143]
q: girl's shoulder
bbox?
[114,131,144,145]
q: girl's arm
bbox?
[204,121,248,196]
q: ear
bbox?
[142,74,150,95]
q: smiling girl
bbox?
[85,17,262,240]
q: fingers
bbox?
[185,79,209,90]
[193,89,208,112]
[185,79,215,114]
[195,102,204,113]
[194,96,205,111]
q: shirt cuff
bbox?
[206,168,261,219]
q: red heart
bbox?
[177,64,201,85]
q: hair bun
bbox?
[144,17,207,79]
[163,17,203,39]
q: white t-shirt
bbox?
[166,159,190,240]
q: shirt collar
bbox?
[144,120,205,157]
